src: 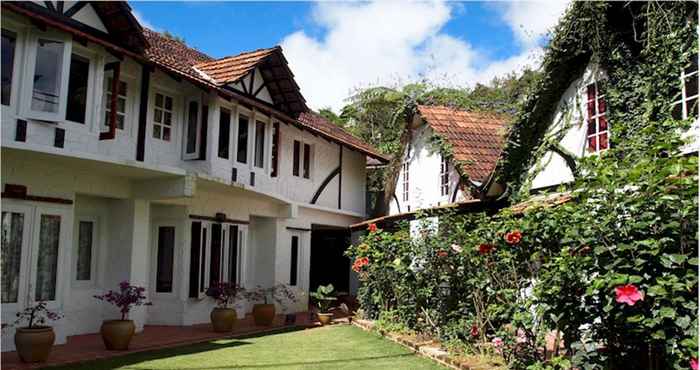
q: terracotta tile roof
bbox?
[194,48,279,85]
[143,29,214,82]
[298,112,389,162]
[417,105,510,183]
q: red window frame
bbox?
[586,82,609,153]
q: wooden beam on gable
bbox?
[43,1,56,13]
[63,1,87,17]
[56,1,64,14]
[252,82,267,98]
[247,70,255,95]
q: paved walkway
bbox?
[2,312,319,370]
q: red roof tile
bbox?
[143,29,213,82]
[194,48,279,85]
[417,105,509,183]
[298,112,389,162]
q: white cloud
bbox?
[132,10,158,31]
[496,1,570,49]
[281,1,568,111]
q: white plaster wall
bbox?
[529,63,604,190]
[390,124,462,215]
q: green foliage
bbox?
[309,284,337,313]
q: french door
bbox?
[1,201,69,322]
[189,220,246,299]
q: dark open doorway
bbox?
[309,225,350,295]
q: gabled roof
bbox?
[194,47,279,85]
[141,29,385,162]
[298,112,390,162]
[417,105,509,183]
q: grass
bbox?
[51,325,447,370]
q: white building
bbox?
[0,1,387,350]
[389,105,508,215]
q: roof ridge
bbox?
[197,46,281,66]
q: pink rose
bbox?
[615,284,643,306]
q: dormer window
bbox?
[586,82,608,153]
[672,56,698,120]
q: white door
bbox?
[1,202,69,325]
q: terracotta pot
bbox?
[15,327,55,363]
[317,312,333,326]
[210,307,237,332]
[252,304,276,326]
[100,320,135,350]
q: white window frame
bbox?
[252,115,269,171]
[151,221,178,298]
[402,161,409,202]
[63,43,98,127]
[182,97,203,160]
[235,106,252,165]
[1,21,26,116]
[292,137,314,180]
[21,29,73,122]
[672,58,699,120]
[73,216,98,288]
[102,73,130,132]
[440,155,449,197]
[151,90,175,142]
[585,81,609,155]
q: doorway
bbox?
[309,226,350,295]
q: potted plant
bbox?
[94,281,151,350]
[8,301,62,363]
[205,282,244,332]
[245,284,298,326]
[309,284,337,326]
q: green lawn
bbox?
[53,325,446,370]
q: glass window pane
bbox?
[587,99,595,117]
[685,54,698,76]
[586,83,596,102]
[156,226,175,293]
[254,121,265,168]
[165,96,173,111]
[116,114,125,129]
[76,221,93,281]
[685,74,698,98]
[587,119,597,135]
[155,93,163,108]
[32,39,65,113]
[599,133,609,150]
[228,225,238,284]
[237,116,249,164]
[587,136,597,153]
[210,224,222,285]
[218,108,231,159]
[153,124,161,139]
[118,81,127,96]
[117,97,126,113]
[599,116,608,131]
[65,54,90,123]
[292,140,300,176]
[290,236,298,286]
[2,30,16,106]
[164,112,172,126]
[672,102,683,120]
[1,212,23,303]
[186,101,199,154]
[154,109,162,123]
[597,97,606,114]
[303,144,311,179]
[35,214,60,301]
[687,98,698,119]
[163,127,171,141]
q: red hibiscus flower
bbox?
[615,284,643,306]
[505,230,522,245]
[478,243,495,255]
[368,223,378,233]
[470,325,479,337]
[352,257,369,272]
[437,250,448,258]
[691,358,698,370]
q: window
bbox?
[303,143,311,179]
[188,222,202,298]
[76,221,94,281]
[218,108,231,159]
[290,235,299,286]
[31,39,65,114]
[254,120,265,168]
[35,214,60,301]
[64,54,90,123]
[402,162,409,202]
[184,101,199,157]
[440,156,449,197]
[237,115,249,163]
[586,82,609,153]
[153,93,173,141]
[672,56,698,120]
[189,221,245,298]
[271,122,279,177]
[1,211,24,303]
[104,76,127,130]
[156,226,175,293]
[293,140,301,176]
[2,29,16,106]
[210,224,223,285]
[228,225,241,285]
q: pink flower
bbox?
[691,357,698,370]
[368,223,378,233]
[492,337,503,347]
[505,230,522,245]
[615,284,643,306]
[451,244,463,253]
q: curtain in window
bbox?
[76,221,93,281]
[35,214,60,301]
[1,212,23,303]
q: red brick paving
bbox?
[2,312,319,370]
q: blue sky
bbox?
[131,1,568,110]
